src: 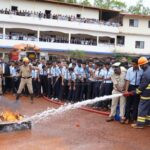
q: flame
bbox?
[0,110,24,122]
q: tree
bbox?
[79,0,92,6]
[56,0,65,2]
[94,0,126,11]
[68,50,86,59]
[66,0,77,4]
[128,0,150,15]
[110,0,127,11]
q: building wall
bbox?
[0,0,99,19]
[119,16,150,35]
[116,34,150,55]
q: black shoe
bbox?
[106,117,114,122]
[30,94,34,104]
[120,118,125,124]
[16,94,20,101]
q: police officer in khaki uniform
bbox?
[16,57,37,103]
[0,64,3,95]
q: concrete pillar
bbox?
[3,27,6,39]
[69,33,71,44]
[37,30,40,42]
[97,36,99,46]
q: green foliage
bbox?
[113,53,133,62]
[79,0,92,6]
[56,0,65,2]
[66,0,77,4]
[94,0,126,11]
[110,0,127,11]
[56,0,150,15]
[68,50,86,59]
[128,0,150,15]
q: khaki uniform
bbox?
[0,66,3,94]
[17,65,33,94]
[110,72,126,118]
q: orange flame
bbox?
[0,110,24,122]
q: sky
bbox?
[88,0,150,8]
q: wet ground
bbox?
[0,94,149,150]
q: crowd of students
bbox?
[0,56,150,127]
[0,8,120,27]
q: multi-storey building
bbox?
[0,0,149,60]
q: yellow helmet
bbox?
[23,57,29,63]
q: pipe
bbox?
[43,96,109,116]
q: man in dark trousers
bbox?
[124,58,143,124]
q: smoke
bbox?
[0,96,21,111]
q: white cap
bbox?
[112,62,121,67]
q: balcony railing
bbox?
[0,14,119,33]
[0,9,120,27]
[0,38,115,54]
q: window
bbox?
[148,21,150,28]
[117,36,125,45]
[76,14,81,19]
[11,6,18,11]
[129,19,139,27]
[135,41,144,49]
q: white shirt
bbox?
[101,67,114,83]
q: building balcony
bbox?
[0,39,115,54]
[0,14,119,33]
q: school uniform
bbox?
[74,65,84,101]
[100,67,114,109]
[51,66,61,98]
[125,67,143,121]
[47,67,53,98]
[38,63,48,96]
[59,67,70,100]
[68,71,76,102]
[32,69,39,97]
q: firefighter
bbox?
[124,57,150,128]
[16,57,38,103]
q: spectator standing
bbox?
[125,58,143,124]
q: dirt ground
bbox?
[0,95,149,150]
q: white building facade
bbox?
[0,0,149,60]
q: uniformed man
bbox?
[124,57,150,128]
[106,62,126,123]
[16,57,38,103]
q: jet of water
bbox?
[21,93,122,125]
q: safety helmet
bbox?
[138,57,148,66]
[23,57,29,63]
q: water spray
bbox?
[21,93,123,125]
